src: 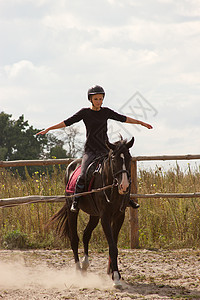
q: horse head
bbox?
[107,137,134,195]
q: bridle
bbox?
[102,147,131,203]
[109,150,131,187]
[112,169,131,186]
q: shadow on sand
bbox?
[119,281,200,299]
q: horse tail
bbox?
[46,203,69,238]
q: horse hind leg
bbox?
[82,215,99,271]
[68,211,81,270]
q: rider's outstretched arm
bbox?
[36,121,66,135]
[125,117,153,129]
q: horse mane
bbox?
[108,137,128,157]
[113,138,127,147]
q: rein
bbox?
[0,184,115,209]
[113,169,130,178]
[2,147,132,209]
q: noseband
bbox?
[112,170,130,186]
[109,152,131,187]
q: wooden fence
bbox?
[1,154,200,248]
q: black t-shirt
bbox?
[64,107,126,154]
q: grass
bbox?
[0,163,200,249]
[138,164,200,249]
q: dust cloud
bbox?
[0,259,112,290]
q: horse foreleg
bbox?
[82,215,99,271]
[101,216,122,288]
[107,255,112,275]
[107,213,125,276]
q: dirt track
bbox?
[0,248,200,299]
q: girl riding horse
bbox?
[37,85,153,211]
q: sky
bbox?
[1,0,200,165]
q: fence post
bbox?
[129,160,139,248]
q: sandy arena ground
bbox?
[0,248,200,299]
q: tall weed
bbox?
[0,164,200,249]
[138,164,200,248]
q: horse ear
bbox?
[126,137,135,149]
[119,133,123,140]
[106,141,116,151]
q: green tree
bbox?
[0,112,82,163]
[49,145,67,159]
[0,112,47,161]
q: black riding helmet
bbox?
[87,85,105,101]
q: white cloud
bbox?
[179,72,200,85]
[5,60,39,78]
[0,0,200,156]
[42,13,82,31]
[157,0,173,3]
[176,0,200,17]
[3,60,59,86]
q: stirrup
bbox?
[70,201,79,212]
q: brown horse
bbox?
[50,137,134,288]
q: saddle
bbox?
[65,157,104,194]
[65,165,81,194]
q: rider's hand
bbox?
[36,129,49,135]
[141,122,153,129]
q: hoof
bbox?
[113,271,122,289]
[82,255,89,271]
[113,279,122,289]
[75,262,81,271]
[82,261,89,271]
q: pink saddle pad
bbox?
[65,165,81,194]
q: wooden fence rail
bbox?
[129,154,200,248]
[132,154,200,161]
[1,154,200,168]
[1,192,200,207]
[0,158,73,168]
[1,154,200,248]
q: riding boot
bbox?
[70,183,85,213]
[128,199,140,209]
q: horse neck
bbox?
[103,156,113,185]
